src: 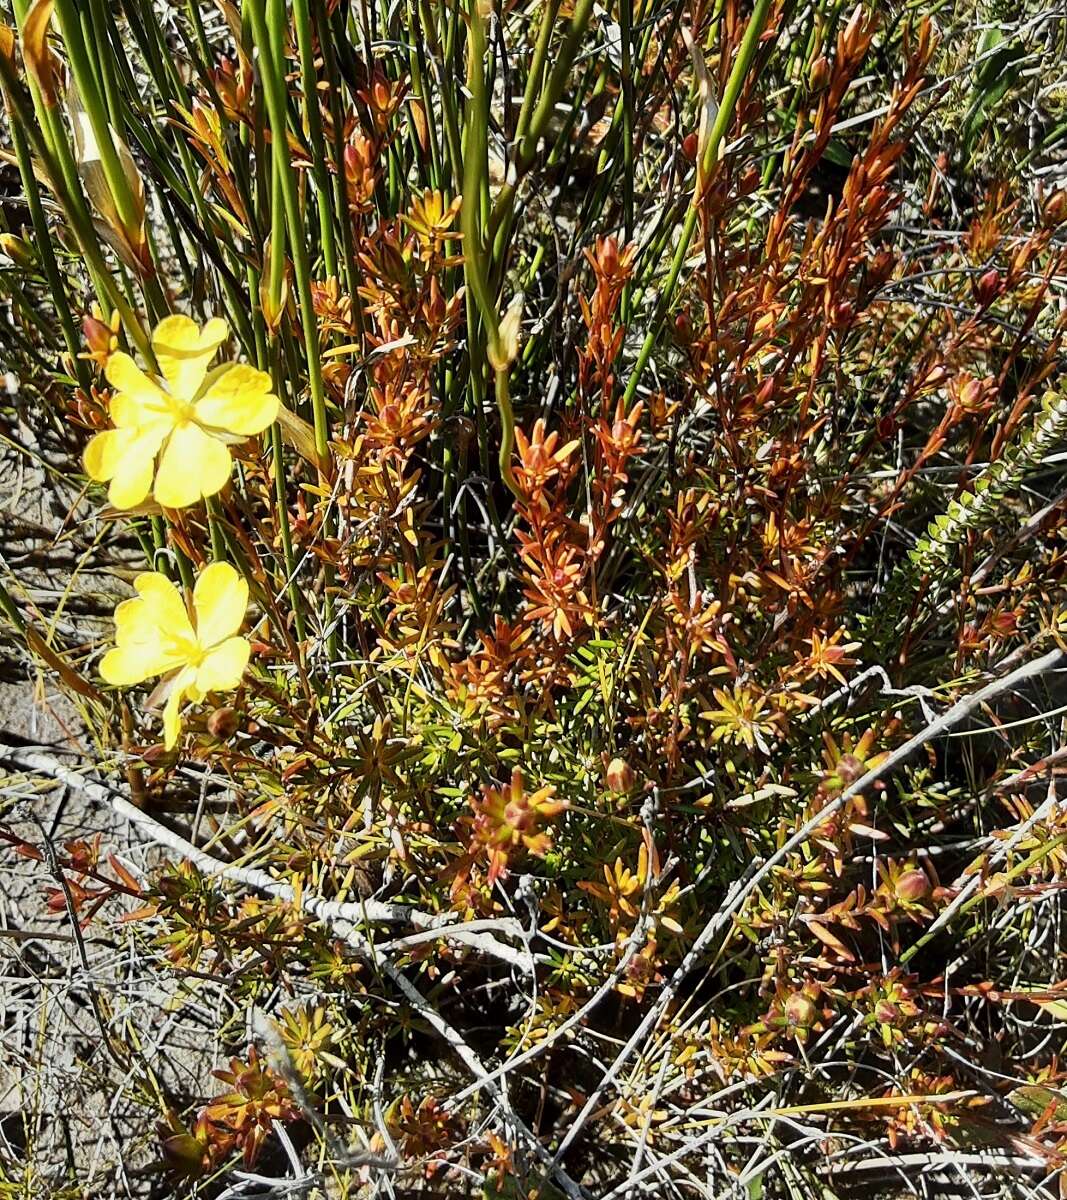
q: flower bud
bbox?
[259,235,289,333]
[973,268,1002,307]
[808,55,831,90]
[207,706,239,740]
[0,234,35,269]
[784,992,816,1029]
[605,757,635,793]
[488,294,524,373]
[1041,190,1067,228]
[756,376,777,407]
[920,362,950,392]
[895,869,929,903]
[866,249,895,291]
[738,166,761,196]
[835,753,865,786]
[874,1000,899,1024]
[954,373,988,412]
[82,314,115,362]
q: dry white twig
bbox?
[0,744,530,970]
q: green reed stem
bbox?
[620,0,634,241]
[247,0,330,462]
[52,0,144,250]
[622,0,776,403]
[292,0,339,278]
[7,119,89,390]
[462,0,520,498]
[487,0,596,271]
[0,55,155,367]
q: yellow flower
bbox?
[83,315,278,509]
[400,189,462,255]
[100,562,251,749]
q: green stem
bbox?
[462,0,520,498]
[0,54,155,366]
[313,0,364,324]
[513,0,561,147]
[247,0,331,462]
[486,0,596,263]
[53,0,143,247]
[622,0,776,403]
[292,0,339,277]
[620,0,634,241]
[900,832,1067,966]
[7,120,89,389]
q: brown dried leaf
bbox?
[21,0,61,106]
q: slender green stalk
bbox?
[487,0,597,268]
[11,0,114,316]
[267,136,288,316]
[246,0,328,654]
[292,0,339,277]
[7,119,89,389]
[313,0,365,323]
[622,0,777,403]
[53,0,144,251]
[462,0,520,498]
[247,0,330,461]
[112,0,259,342]
[85,0,123,129]
[0,54,155,366]
[620,0,634,241]
[270,416,307,645]
[512,0,561,147]
[407,4,442,189]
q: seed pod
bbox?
[207,706,239,740]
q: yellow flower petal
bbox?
[84,427,136,482]
[108,450,157,510]
[194,635,250,694]
[99,644,148,686]
[153,421,232,508]
[134,573,195,643]
[194,364,279,435]
[87,425,168,509]
[105,352,170,423]
[192,562,248,648]
[162,666,197,750]
[99,559,249,750]
[99,631,186,685]
[100,579,192,685]
[111,392,173,431]
[152,315,228,401]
